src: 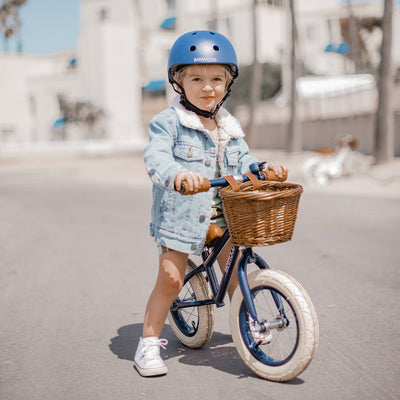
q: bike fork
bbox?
[238,249,288,329]
[237,248,267,323]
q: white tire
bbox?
[229,269,319,381]
[168,259,214,348]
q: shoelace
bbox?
[141,338,168,357]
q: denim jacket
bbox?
[144,97,258,255]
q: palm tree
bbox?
[374,0,394,164]
[247,0,261,148]
[0,0,28,52]
[56,94,105,140]
[287,0,301,152]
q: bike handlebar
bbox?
[178,161,287,195]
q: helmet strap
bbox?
[172,80,234,120]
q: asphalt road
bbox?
[0,155,399,400]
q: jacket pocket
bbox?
[225,146,239,167]
[174,143,205,163]
[224,146,240,175]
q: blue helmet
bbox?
[168,30,239,80]
[168,30,239,118]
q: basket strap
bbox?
[224,175,241,192]
[245,173,262,190]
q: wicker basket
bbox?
[220,180,303,247]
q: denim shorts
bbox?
[157,243,172,254]
[157,207,227,254]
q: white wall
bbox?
[77,0,143,140]
[0,54,66,142]
[177,0,286,66]
[27,71,81,141]
[0,0,145,145]
[171,0,399,76]
[0,0,398,147]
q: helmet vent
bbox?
[190,45,196,51]
[213,45,219,51]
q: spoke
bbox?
[175,280,200,332]
[182,307,198,321]
[246,286,298,364]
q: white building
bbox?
[144,0,400,83]
[0,0,144,151]
[0,0,398,152]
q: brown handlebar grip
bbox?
[179,178,211,195]
[263,169,288,182]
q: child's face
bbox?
[180,65,228,113]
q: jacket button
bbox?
[199,215,206,222]
[205,160,211,166]
[191,244,197,250]
[187,151,193,158]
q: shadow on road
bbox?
[109,323,304,384]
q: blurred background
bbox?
[0,0,399,162]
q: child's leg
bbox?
[142,249,188,338]
[217,239,240,300]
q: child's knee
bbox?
[157,249,187,296]
[157,267,184,296]
[159,273,183,299]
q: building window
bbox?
[261,0,284,7]
[99,8,109,21]
[166,0,176,14]
[226,17,232,37]
[306,24,318,41]
[207,19,218,32]
[160,17,176,30]
[133,0,141,17]
[29,95,36,116]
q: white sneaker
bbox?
[134,337,168,377]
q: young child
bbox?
[135,30,288,377]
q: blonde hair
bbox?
[173,64,233,88]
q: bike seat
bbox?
[205,224,224,247]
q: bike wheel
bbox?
[167,259,214,348]
[229,269,319,381]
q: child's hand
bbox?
[175,171,205,193]
[264,163,288,182]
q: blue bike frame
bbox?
[169,229,272,324]
[171,162,285,324]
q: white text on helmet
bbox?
[194,57,217,63]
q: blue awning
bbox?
[336,42,351,55]
[52,118,66,129]
[143,80,166,92]
[324,43,335,53]
[324,42,351,54]
[160,17,176,30]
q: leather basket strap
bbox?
[224,175,241,192]
[245,173,262,190]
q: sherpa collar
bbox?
[172,96,244,140]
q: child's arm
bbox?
[145,113,207,193]
[144,113,186,190]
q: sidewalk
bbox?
[253,149,400,199]
[1,150,400,199]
